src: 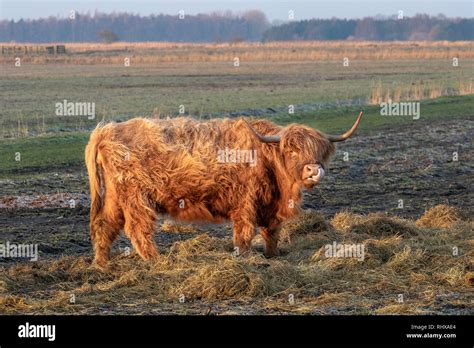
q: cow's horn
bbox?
[245,120,281,143]
[326,112,363,142]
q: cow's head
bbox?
[246,112,363,189]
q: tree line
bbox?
[0,12,471,43]
[0,10,269,43]
[263,15,473,41]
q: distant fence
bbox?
[1,45,66,55]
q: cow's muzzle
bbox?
[303,164,325,184]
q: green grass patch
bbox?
[0,132,88,174]
[273,95,474,134]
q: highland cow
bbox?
[85,113,363,266]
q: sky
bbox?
[0,0,473,21]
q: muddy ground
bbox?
[0,116,472,314]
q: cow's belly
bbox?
[160,200,229,224]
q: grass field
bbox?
[2,41,473,63]
[0,41,472,315]
[1,41,473,137]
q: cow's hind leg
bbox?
[260,226,281,258]
[90,202,123,268]
[123,206,158,261]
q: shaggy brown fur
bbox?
[85,115,361,266]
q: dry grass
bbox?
[173,259,264,300]
[1,41,473,64]
[331,211,367,233]
[280,210,328,244]
[160,220,197,233]
[368,79,474,104]
[0,205,471,314]
[331,211,417,236]
[416,204,470,229]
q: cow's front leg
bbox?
[230,188,258,256]
[260,225,281,258]
[232,220,256,256]
[231,210,257,256]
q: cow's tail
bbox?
[85,123,106,219]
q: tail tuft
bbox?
[85,126,105,218]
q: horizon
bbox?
[1,0,473,21]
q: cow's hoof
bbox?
[92,259,109,271]
[233,247,252,257]
[264,249,280,258]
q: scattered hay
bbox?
[0,295,30,311]
[173,259,264,300]
[385,246,426,271]
[464,272,474,287]
[262,291,353,314]
[310,248,364,270]
[353,213,417,237]
[0,206,472,314]
[375,303,429,315]
[94,270,147,292]
[331,211,366,233]
[434,265,469,287]
[364,235,404,266]
[282,228,343,264]
[259,260,306,294]
[312,292,352,306]
[332,211,417,236]
[160,219,197,233]
[170,233,225,255]
[416,204,470,229]
[309,235,403,268]
[280,210,328,243]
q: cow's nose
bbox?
[304,164,321,176]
